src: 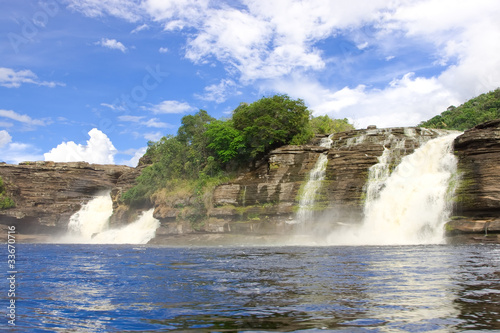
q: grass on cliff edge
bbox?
[0,176,15,210]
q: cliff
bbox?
[446,119,500,236]
[0,161,138,234]
[2,122,500,242]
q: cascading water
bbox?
[67,192,113,239]
[328,133,460,245]
[292,135,333,224]
[65,192,160,244]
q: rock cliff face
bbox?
[446,120,500,236]
[0,161,138,234]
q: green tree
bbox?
[232,94,313,159]
[419,88,500,130]
[310,115,354,134]
[205,119,245,164]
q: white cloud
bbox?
[142,118,170,128]
[44,128,117,164]
[0,67,64,88]
[95,38,128,52]
[101,103,125,111]
[0,109,47,126]
[66,0,143,22]
[64,0,500,128]
[116,147,148,167]
[144,131,163,141]
[118,115,172,128]
[118,115,145,122]
[1,141,44,164]
[0,130,12,148]
[196,79,239,103]
[158,47,168,53]
[131,23,149,33]
[146,100,196,114]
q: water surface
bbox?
[3,244,500,332]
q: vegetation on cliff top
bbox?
[0,176,15,210]
[419,88,500,130]
[122,94,353,211]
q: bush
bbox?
[0,176,15,210]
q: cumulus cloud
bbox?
[95,38,128,52]
[158,47,168,53]
[0,67,64,88]
[116,147,148,167]
[44,128,117,164]
[0,130,12,148]
[146,100,196,114]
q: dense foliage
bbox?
[310,115,354,134]
[419,88,500,130]
[123,95,354,209]
[0,176,15,210]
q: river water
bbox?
[4,243,500,332]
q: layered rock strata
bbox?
[0,161,137,234]
[446,120,500,236]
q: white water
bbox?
[292,135,333,224]
[65,193,160,244]
[328,133,460,245]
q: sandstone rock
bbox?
[0,162,135,233]
[453,120,500,218]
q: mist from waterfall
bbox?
[64,192,160,244]
[327,133,460,245]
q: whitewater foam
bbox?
[65,193,160,244]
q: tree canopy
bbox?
[419,88,500,130]
[122,94,354,207]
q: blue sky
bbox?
[1,0,500,166]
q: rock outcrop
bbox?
[446,120,500,236]
[0,161,137,234]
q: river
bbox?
[4,243,500,332]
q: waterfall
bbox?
[292,135,333,224]
[65,192,160,244]
[328,133,460,245]
[67,192,113,238]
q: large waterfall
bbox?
[328,133,460,245]
[65,192,160,244]
[293,135,333,224]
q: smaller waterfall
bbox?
[293,135,333,224]
[67,192,113,238]
[328,133,460,245]
[65,193,160,244]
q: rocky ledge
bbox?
[0,161,138,234]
